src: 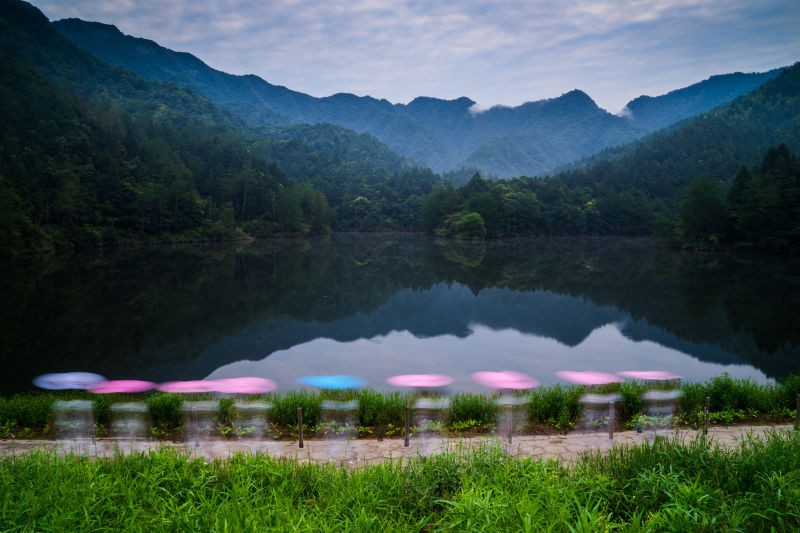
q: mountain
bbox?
[545,62,800,235]
[0,0,437,251]
[419,64,800,240]
[622,70,781,131]
[53,18,779,178]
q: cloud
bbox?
[28,0,800,112]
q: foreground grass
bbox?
[1,431,798,531]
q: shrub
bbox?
[778,373,800,410]
[0,394,55,428]
[147,393,183,430]
[271,391,321,428]
[447,393,497,426]
[527,385,582,427]
[218,397,237,426]
[618,381,646,421]
[357,389,405,428]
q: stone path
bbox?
[0,424,794,467]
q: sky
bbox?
[28,0,800,113]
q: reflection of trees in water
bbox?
[1,235,799,392]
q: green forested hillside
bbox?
[421,64,800,242]
[3,0,798,252]
[0,0,438,251]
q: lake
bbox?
[2,234,799,394]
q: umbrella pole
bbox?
[608,400,614,440]
[89,405,96,446]
[404,406,410,448]
[508,401,513,445]
[297,407,304,448]
[193,407,199,448]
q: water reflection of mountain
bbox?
[141,285,752,382]
[2,235,799,392]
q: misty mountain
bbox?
[54,18,778,178]
[622,70,781,131]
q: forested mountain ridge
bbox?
[53,18,779,178]
[420,63,800,243]
[622,70,781,132]
[0,0,438,252]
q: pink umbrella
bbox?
[471,371,539,390]
[617,370,681,381]
[157,380,220,393]
[386,374,453,388]
[213,377,277,394]
[90,380,157,394]
[556,371,622,386]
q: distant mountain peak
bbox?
[57,18,122,36]
[407,95,476,109]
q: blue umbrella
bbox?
[296,374,365,390]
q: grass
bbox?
[1,373,798,440]
[0,431,798,530]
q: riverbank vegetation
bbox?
[1,430,798,530]
[1,374,797,441]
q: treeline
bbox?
[662,143,800,251]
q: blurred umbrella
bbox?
[471,370,538,390]
[33,372,106,390]
[213,377,277,394]
[617,370,681,381]
[157,380,219,393]
[386,374,453,388]
[90,380,156,394]
[556,371,622,386]
[296,374,364,390]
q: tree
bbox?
[679,176,728,247]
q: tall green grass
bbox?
[1,431,798,530]
[526,384,583,429]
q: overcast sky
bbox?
[29,0,800,113]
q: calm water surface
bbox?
[2,235,799,393]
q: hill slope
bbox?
[0,0,438,251]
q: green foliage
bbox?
[0,3,445,252]
[146,393,183,431]
[270,390,322,428]
[527,385,583,429]
[447,393,497,426]
[438,211,487,240]
[2,432,799,530]
[0,394,54,428]
[779,374,800,410]
[678,176,728,247]
[356,389,405,428]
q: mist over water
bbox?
[2,235,799,394]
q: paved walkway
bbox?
[0,424,794,467]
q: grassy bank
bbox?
[0,431,798,530]
[1,373,798,441]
